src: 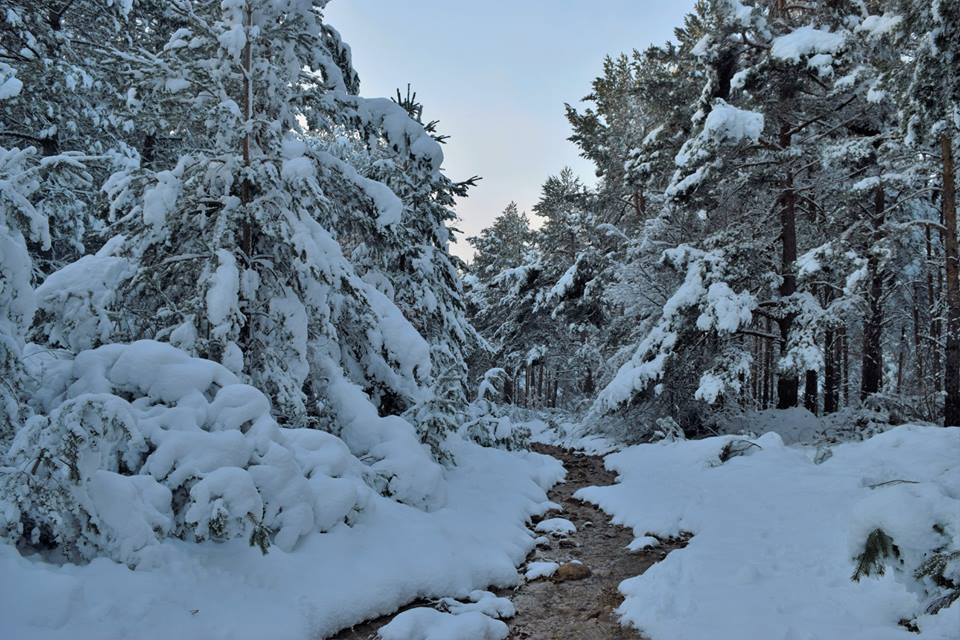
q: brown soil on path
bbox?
[504,444,683,640]
[332,444,684,640]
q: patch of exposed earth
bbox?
[332,444,687,640]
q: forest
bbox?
[0,1,958,639]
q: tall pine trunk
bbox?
[803,370,818,414]
[823,327,838,414]
[860,185,885,399]
[776,123,799,408]
[942,133,960,426]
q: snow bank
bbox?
[576,425,960,639]
[0,428,563,640]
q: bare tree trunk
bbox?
[762,319,773,409]
[841,325,850,407]
[803,370,818,415]
[942,132,960,426]
[913,283,925,392]
[776,123,799,409]
[537,364,545,406]
[895,325,907,393]
[927,226,942,388]
[824,327,838,414]
[239,1,255,357]
[524,364,531,408]
[860,185,885,399]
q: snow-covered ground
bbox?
[0,437,562,640]
[577,425,960,639]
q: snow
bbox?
[626,535,659,553]
[575,425,960,639]
[701,101,764,145]
[1,421,563,640]
[141,169,182,232]
[206,249,239,335]
[858,14,903,38]
[33,251,133,351]
[313,148,403,228]
[725,406,824,444]
[218,24,246,60]
[592,246,755,413]
[0,73,21,100]
[526,418,620,455]
[771,26,846,62]
[674,101,763,170]
[535,517,576,536]
[524,561,559,580]
[378,608,508,640]
[440,590,516,618]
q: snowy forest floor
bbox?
[333,444,682,640]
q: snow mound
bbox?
[535,518,576,536]
[0,432,564,639]
[575,425,960,639]
[2,340,367,563]
[626,535,660,553]
[378,607,508,640]
[525,561,559,580]
[439,590,516,619]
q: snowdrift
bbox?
[577,425,960,639]
[0,340,564,639]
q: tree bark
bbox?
[896,325,907,394]
[841,325,850,406]
[823,327,838,414]
[776,124,799,408]
[927,226,942,388]
[860,185,885,399]
[803,370,818,415]
[942,132,960,426]
[913,283,925,392]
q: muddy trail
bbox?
[505,444,684,639]
[333,444,684,640]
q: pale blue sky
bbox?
[326,1,695,259]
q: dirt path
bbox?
[333,445,682,640]
[503,444,680,639]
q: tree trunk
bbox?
[841,324,850,406]
[927,226,942,388]
[823,327,838,414]
[763,319,773,408]
[803,370,818,415]
[860,185,885,400]
[942,132,960,426]
[239,1,256,357]
[896,325,907,394]
[776,123,799,409]
[913,283,925,392]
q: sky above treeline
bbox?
[326,0,695,261]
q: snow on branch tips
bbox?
[592,246,756,414]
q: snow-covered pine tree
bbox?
[0,143,42,445]
[67,0,447,429]
[888,0,960,425]
[0,1,140,274]
[324,87,481,455]
[465,202,547,404]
